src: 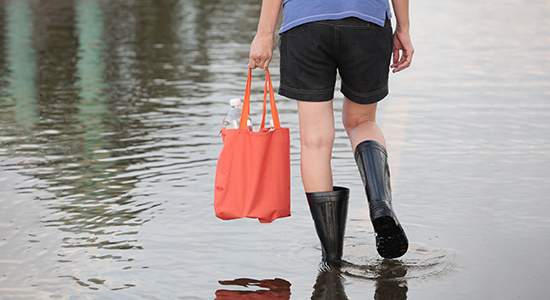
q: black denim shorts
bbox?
[278,17,393,104]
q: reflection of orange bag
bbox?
[214,68,291,223]
[215,278,291,300]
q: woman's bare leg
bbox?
[297,100,335,193]
[342,97,386,151]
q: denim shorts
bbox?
[278,17,393,104]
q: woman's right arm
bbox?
[249,0,284,70]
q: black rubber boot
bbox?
[354,140,408,259]
[306,186,349,267]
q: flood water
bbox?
[1,0,549,299]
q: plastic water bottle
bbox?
[261,119,275,132]
[223,98,252,130]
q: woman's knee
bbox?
[342,98,378,132]
[300,130,335,151]
[297,100,335,151]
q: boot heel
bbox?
[372,216,402,236]
[375,231,408,259]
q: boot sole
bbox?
[372,216,408,259]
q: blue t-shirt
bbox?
[279,0,392,33]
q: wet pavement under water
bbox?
[0,0,549,299]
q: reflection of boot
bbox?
[306,186,349,267]
[354,141,408,259]
[311,268,349,300]
[374,260,408,300]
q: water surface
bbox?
[0,0,549,299]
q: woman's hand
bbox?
[390,0,413,73]
[249,33,274,71]
[391,29,414,72]
[391,29,414,73]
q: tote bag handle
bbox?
[239,68,281,130]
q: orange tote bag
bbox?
[214,68,291,223]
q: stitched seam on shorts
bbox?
[313,21,374,28]
[280,84,334,95]
[342,83,388,97]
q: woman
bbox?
[249,0,414,266]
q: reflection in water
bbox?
[215,278,291,299]
[371,261,408,300]
[4,0,38,131]
[345,260,408,300]
[312,260,408,300]
[0,0,176,291]
[307,244,457,299]
[41,0,149,251]
[311,266,349,300]
[335,245,456,299]
[31,0,148,253]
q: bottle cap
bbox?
[229,98,241,107]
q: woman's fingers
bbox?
[249,34,274,70]
[391,31,414,73]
